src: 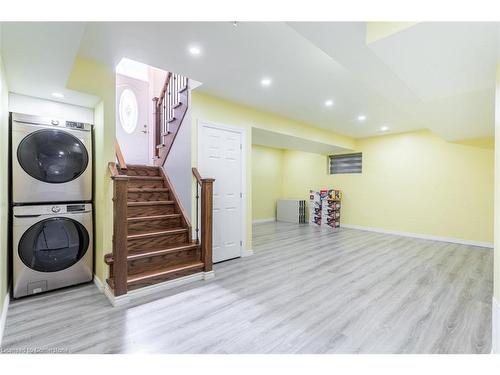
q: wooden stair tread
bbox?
[128,187,169,193]
[127,227,188,240]
[127,200,174,207]
[104,243,199,264]
[127,213,181,222]
[126,175,164,180]
[127,260,204,284]
[127,164,159,169]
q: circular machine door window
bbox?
[18,218,90,273]
[17,129,89,184]
[119,88,139,134]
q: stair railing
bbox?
[192,167,215,272]
[115,140,127,171]
[108,159,129,296]
[153,72,189,165]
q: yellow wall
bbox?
[67,58,115,283]
[281,130,494,244]
[193,91,494,251]
[0,54,9,306]
[252,145,284,221]
[191,91,352,251]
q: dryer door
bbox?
[17,129,89,184]
[18,218,90,272]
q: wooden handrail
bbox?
[108,162,129,296]
[115,140,127,170]
[192,167,203,184]
[155,72,172,109]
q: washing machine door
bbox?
[17,129,89,184]
[18,217,90,272]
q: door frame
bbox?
[197,119,247,259]
[116,73,151,165]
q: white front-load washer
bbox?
[12,203,93,298]
[11,112,93,204]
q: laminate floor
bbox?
[1,223,493,354]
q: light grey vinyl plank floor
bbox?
[1,222,493,354]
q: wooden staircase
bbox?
[106,72,214,297]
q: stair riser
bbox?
[127,179,165,189]
[127,232,190,253]
[128,204,175,217]
[127,266,203,291]
[125,167,160,177]
[128,217,183,234]
[128,191,170,202]
[128,248,200,276]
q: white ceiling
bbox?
[1,22,498,140]
[0,22,99,107]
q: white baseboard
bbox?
[99,271,215,306]
[93,274,105,293]
[203,270,215,280]
[341,224,493,249]
[252,218,276,224]
[104,284,130,307]
[0,292,10,347]
[493,297,500,354]
[241,248,254,257]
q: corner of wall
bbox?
[67,57,116,283]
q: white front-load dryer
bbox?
[12,203,93,298]
[11,112,93,204]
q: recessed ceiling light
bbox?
[51,92,64,98]
[260,77,272,87]
[380,125,390,132]
[357,114,367,122]
[188,46,201,56]
[325,100,334,107]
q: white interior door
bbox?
[116,74,150,165]
[199,122,243,263]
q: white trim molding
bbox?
[99,271,215,307]
[241,248,254,257]
[252,218,276,225]
[493,297,500,354]
[341,224,493,249]
[0,292,10,347]
[93,274,105,293]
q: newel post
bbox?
[200,178,215,272]
[112,175,129,296]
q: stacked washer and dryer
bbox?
[10,113,94,298]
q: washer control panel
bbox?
[13,203,92,217]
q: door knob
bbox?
[142,124,148,134]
